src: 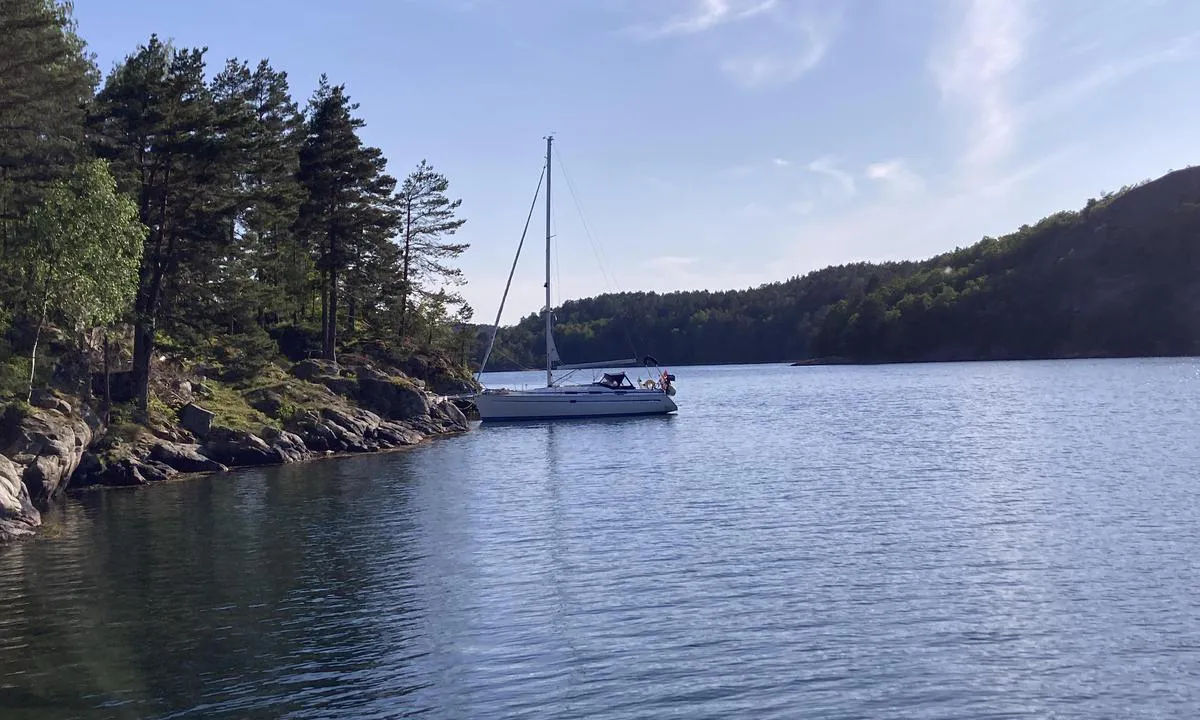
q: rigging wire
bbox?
[476,163,546,379]
[552,145,649,363]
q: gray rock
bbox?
[1,403,98,507]
[314,374,357,397]
[246,388,285,418]
[99,456,179,486]
[356,365,390,383]
[200,426,281,467]
[29,388,72,415]
[261,428,310,464]
[376,421,422,447]
[0,454,39,541]
[290,417,338,453]
[180,403,215,439]
[149,440,228,474]
[322,406,380,438]
[291,359,339,381]
[355,376,429,421]
[429,399,468,431]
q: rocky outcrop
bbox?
[3,352,475,543]
[291,358,339,382]
[356,374,428,421]
[200,426,281,467]
[0,397,101,538]
[0,454,40,541]
[150,440,228,474]
[1,400,100,506]
[180,403,215,439]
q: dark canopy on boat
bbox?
[596,372,632,389]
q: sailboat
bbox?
[472,136,679,422]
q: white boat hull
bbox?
[473,386,677,422]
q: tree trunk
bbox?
[320,267,329,359]
[131,314,155,417]
[26,297,48,403]
[400,196,412,338]
[347,294,356,336]
[326,263,338,363]
[102,329,112,425]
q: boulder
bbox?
[314,374,357,397]
[291,358,339,382]
[375,421,422,447]
[261,428,311,464]
[149,440,228,474]
[0,454,40,541]
[245,388,285,418]
[200,426,281,467]
[180,403,215,439]
[91,456,178,487]
[1,402,99,507]
[355,365,390,383]
[29,388,73,415]
[322,406,380,438]
[397,353,479,395]
[355,375,429,421]
[429,398,469,431]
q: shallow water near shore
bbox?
[3,359,1200,718]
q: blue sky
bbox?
[75,0,1200,323]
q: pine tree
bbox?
[90,36,236,414]
[207,58,305,332]
[297,77,399,362]
[396,161,468,337]
[0,0,97,314]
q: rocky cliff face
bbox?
[0,391,102,540]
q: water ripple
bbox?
[3,360,1200,718]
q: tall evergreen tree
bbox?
[297,77,399,362]
[207,58,305,332]
[90,36,235,414]
[0,0,97,316]
[0,0,96,220]
[396,161,468,337]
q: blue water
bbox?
[3,359,1200,718]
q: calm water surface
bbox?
[3,360,1200,718]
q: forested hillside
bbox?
[1,1,474,413]
[482,167,1200,369]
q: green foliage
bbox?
[397,161,469,334]
[203,380,278,432]
[483,167,1200,367]
[23,159,145,331]
[297,76,401,361]
[0,0,97,225]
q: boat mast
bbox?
[544,135,553,387]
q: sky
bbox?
[74,0,1200,324]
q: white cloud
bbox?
[629,0,839,88]
[634,0,781,38]
[930,0,1032,175]
[1024,33,1198,124]
[865,159,925,194]
[772,157,791,167]
[807,156,856,197]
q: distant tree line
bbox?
[1,1,471,411]
[481,169,1200,369]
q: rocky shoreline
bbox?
[0,357,475,543]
